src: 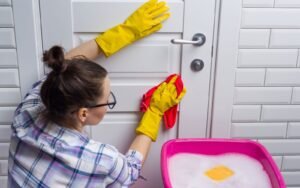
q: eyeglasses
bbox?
[86,91,117,109]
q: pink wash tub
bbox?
[161,138,286,188]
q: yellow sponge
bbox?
[205,165,234,182]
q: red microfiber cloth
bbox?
[140,74,184,129]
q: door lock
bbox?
[191,59,204,72]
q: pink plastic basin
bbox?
[161,138,285,188]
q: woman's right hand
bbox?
[136,76,186,141]
[149,76,186,116]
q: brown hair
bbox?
[40,45,108,126]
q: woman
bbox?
[8,0,185,187]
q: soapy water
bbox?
[168,153,272,188]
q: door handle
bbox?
[171,33,206,46]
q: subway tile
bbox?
[259,139,300,155]
[242,8,300,28]
[0,160,7,176]
[275,0,300,8]
[238,49,298,68]
[232,105,261,122]
[0,0,11,6]
[292,88,300,104]
[239,29,270,48]
[272,156,283,170]
[235,68,265,86]
[0,7,13,27]
[283,156,300,171]
[231,123,287,138]
[262,105,300,121]
[0,28,15,48]
[287,123,300,138]
[270,29,300,48]
[282,172,300,186]
[0,177,7,188]
[297,50,300,67]
[0,88,21,106]
[234,87,292,104]
[0,49,17,68]
[266,69,300,86]
[0,125,10,142]
[243,0,274,7]
[0,143,9,159]
[0,69,20,87]
[0,107,15,124]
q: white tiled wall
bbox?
[0,0,18,186]
[232,0,300,187]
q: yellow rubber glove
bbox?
[136,76,186,141]
[95,0,170,57]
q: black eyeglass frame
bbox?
[86,91,116,109]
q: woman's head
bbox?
[41,45,111,130]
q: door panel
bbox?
[72,1,184,32]
[74,34,181,74]
[40,0,216,187]
[90,113,139,154]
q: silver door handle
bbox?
[171,33,206,46]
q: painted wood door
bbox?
[40,0,216,187]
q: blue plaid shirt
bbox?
[8,77,143,188]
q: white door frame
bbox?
[211,0,242,137]
[12,0,44,98]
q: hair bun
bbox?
[43,45,65,73]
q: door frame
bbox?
[211,0,242,137]
[12,0,44,98]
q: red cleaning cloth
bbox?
[140,74,184,129]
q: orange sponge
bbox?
[205,165,234,182]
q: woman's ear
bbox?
[77,108,89,123]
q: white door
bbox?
[40,0,216,187]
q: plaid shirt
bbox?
[8,77,143,188]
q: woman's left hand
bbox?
[95,0,170,57]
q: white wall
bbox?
[231,0,300,187]
[0,0,18,186]
[0,0,42,186]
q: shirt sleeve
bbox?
[14,76,47,115]
[106,148,144,187]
